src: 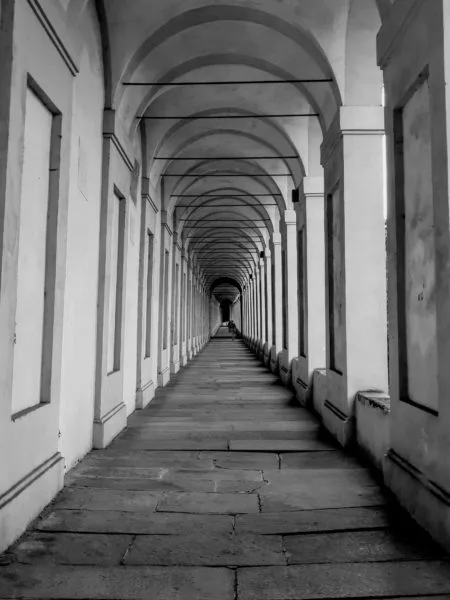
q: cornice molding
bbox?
[103,110,134,172]
[27,0,78,76]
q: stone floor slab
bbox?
[156,492,260,514]
[237,561,450,600]
[36,510,234,535]
[56,488,160,512]
[284,529,445,564]
[259,469,386,512]
[230,440,334,452]
[207,451,279,470]
[125,533,284,566]
[10,533,131,565]
[0,565,234,599]
[236,506,391,535]
[280,451,361,469]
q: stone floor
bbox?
[2,331,450,599]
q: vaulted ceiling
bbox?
[97,0,389,301]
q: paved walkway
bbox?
[2,331,450,599]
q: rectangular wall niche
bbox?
[395,72,438,413]
[298,229,306,358]
[163,250,170,350]
[107,189,126,374]
[271,262,276,345]
[12,88,54,415]
[174,263,180,344]
[182,272,186,343]
[326,186,345,375]
[145,232,154,358]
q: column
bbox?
[292,177,326,407]
[258,256,266,359]
[186,263,193,361]
[321,105,388,446]
[170,232,182,375]
[157,212,172,387]
[270,233,283,372]
[255,267,261,348]
[179,249,188,367]
[278,210,298,385]
[263,250,273,366]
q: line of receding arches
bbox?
[111,1,385,300]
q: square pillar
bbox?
[269,233,283,373]
[135,182,159,409]
[179,250,188,367]
[258,256,267,359]
[279,210,299,386]
[321,105,388,447]
[292,177,326,407]
[263,250,273,365]
[170,233,182,375]
[157,211,173,387]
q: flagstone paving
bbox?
[2,330,450,599]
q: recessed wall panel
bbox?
[327,186,345,374]
[400,76,438,412]
[12,88,52,414]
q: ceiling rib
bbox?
[123,78,333,86]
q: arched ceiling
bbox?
[99,0,387,297]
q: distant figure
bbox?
[228,320,236,340]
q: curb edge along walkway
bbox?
[1,328,450,599]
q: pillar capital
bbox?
[271,232,282,245]
[321,106,385,167]
[301,177,324,198]
[283,209,297,226]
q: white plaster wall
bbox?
[59,1,104,470]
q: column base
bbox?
[322,399,355,448]
[269,345,279,374]
[157,366,171,387]
[256,340,265,361]
[292,358,310,407]
[312,369,328,417]
[384,449,450,552]
[136,379,155,410]
[263,342,271,367]
[356,392,390,472]
[180,353,188,367]
[170,359,180,374]
[93,402,127,449]
[278,350,292,387]
[0,452,64,553]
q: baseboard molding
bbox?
[0,452,64,552]
[136,379,155,410]
[385,449,450,551]
[93,402,127,449]
[322,400,355,448]
[170,359,180,375]
[157,366,170,387]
